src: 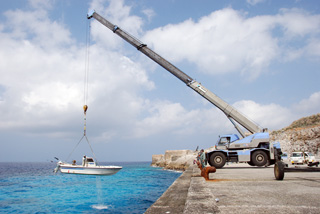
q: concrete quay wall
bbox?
[146,163,320,213]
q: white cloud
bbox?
[277,8,320,38]
[129,90,320,139]
[305,38,320,58]
[276,8,320,61]
[142,8,320,79]
[132,101,194,138]
[247,0,265,6]
[131,100,231,138]
[142,8,155,22]
[233,100,293,130]
[0,8,82,133]
[293,91,320,115]
[0,0,153,140]
[229,92,320,132]
[4,9,72,49]
[142,8,277,79]
[28,0,53,10]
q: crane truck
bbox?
[87,10,282,168]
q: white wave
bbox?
[92,204,110,210]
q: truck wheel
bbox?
[274,161,285,180]
[264,160,271,167]
[247,161,255,166]
[210,152,226,169]
[251,150,268,167]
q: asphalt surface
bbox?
[145,162,320,213]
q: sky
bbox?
[0,0,319,162]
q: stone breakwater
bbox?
[151,150,198,171]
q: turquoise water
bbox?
[0,162,181,213]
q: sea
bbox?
[0,162,181,214]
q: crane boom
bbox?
[87,10,264,135]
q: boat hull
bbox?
[59,164,122,175]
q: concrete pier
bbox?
[146,163,320,213]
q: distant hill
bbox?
[270,113,320,156]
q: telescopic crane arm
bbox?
[87,10,265,136]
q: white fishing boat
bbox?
[54,156,122,175]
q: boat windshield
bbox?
[86,158,94,162]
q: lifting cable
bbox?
[84,16,90,111]
[83,16,90,138]
[66,18,98,164]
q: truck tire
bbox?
[210,152,226,169]
[264,160,271,167]
[251,150,268,167]
[274,161,285,180]
[247,161,255,166]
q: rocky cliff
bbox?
[152,114,320,170]
[270,113,320,155]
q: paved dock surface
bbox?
[146,163,320,213]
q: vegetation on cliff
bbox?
[284,113,320,130]
[271,113,320,135]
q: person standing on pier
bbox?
[199,149,206,169]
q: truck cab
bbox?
[216,133,270,150]
[215,134,240,150]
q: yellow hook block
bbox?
[83,105,88,114]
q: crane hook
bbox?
[83,105,88,114]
